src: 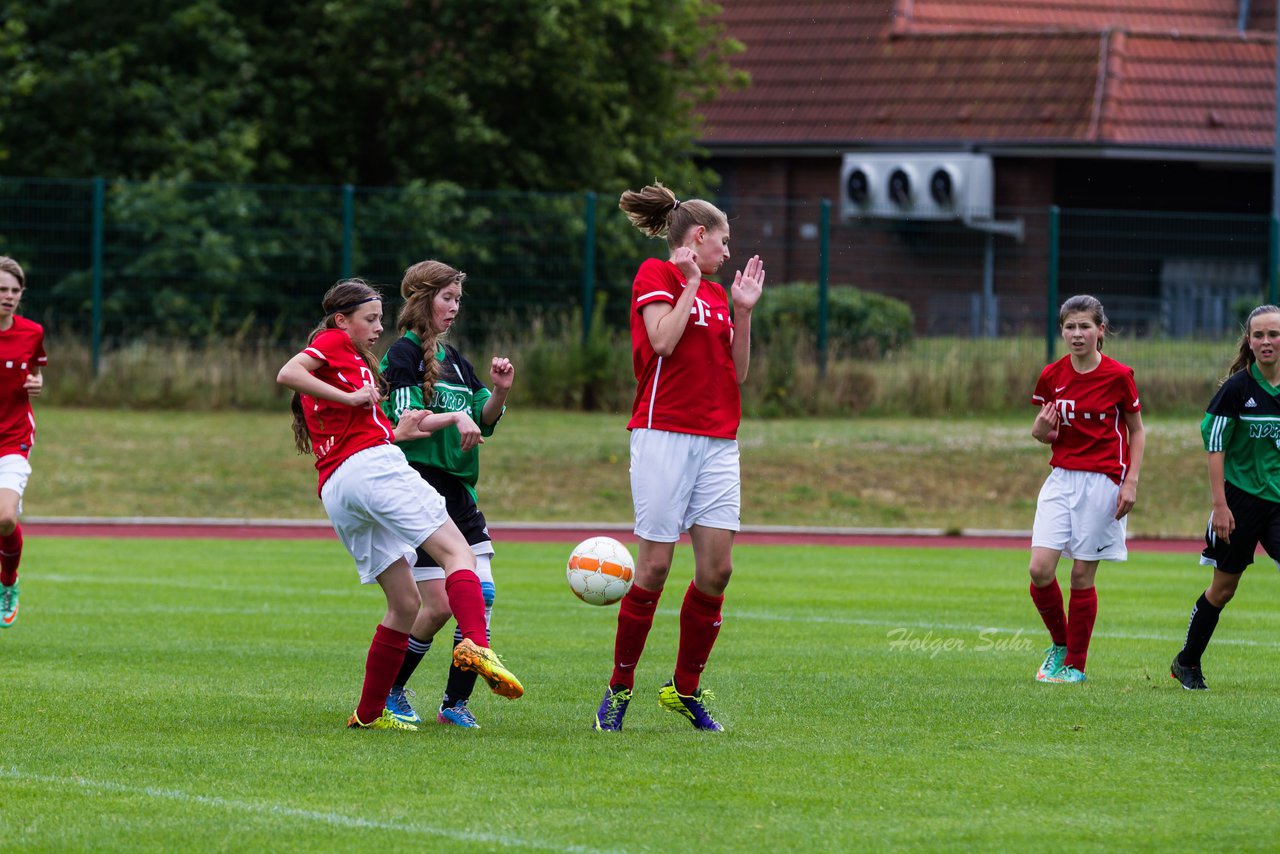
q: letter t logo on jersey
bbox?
[690,297,711,327]
[1055,399,1077,426]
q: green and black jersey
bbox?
[1202,363,1280,503]
[380,330,501,499]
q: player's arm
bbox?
[642,250,703,357]
[729,255,764,384]
[1116,409,1144,519]
[480,357,512,429]
[277,352,378,409]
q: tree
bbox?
[0,0,743,196]
[0,1,261,181]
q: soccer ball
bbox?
[566,536,635,606]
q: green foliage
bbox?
[0,1,259,180]
[514,297,633,412]
[0,0,742,196]
[753,282,914,358]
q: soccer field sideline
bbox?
[19,514,1204,551]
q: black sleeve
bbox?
[384,338,424,393]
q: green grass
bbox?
[27,407,1210,537]
[3,537,1278,851]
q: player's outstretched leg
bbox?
[452,638,523,699]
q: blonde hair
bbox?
[399,259,466,394]
[618,181,727,251]
[289,279,386,454]
[0,256,25,288]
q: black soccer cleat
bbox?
[1170,654,1208,691]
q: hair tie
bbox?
[672,199,682,211]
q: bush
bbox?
[752,282,913,358]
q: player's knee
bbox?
[1207,583,1237,608]
[0,515,16,537]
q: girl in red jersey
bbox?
[1027,294,1145,684]
[0,257,46,629]
[593,181,765,732]
[277,279,523,731]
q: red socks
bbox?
[0,523,22,588]
[1064,586,1098,671]
[1029,579,1067,646]
[674,582,724,695]
[444,569,488,644]
[355,623,409,724]
[610,584,662,690]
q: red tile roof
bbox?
[700,0,1277,151]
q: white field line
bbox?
[0,767,615,853]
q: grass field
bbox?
[3,535,1278,852]
[27,407,1212,537]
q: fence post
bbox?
[581,191,597,344]
[1270,214,1279,305]
[341,184,355,279]
[90,177,105,377]
[818,198,831,378]
[1046,206,1060,365]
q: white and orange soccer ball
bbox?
[566,536,635,606]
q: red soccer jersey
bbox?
[626,257,740,439]
[298,328,394,493]
[0,316,47,458]
[1031,353,1141,484]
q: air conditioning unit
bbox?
[840,152,994,222]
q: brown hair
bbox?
[398,259,465,394]
[1059,294,1109,352]
[618,181,727,251]
[1227,304,1280,378]
[0,256,26,289]
[289,279,387,454]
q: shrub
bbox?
[752,282,913,358]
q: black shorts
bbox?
[409,463,492,569]
[1201,480,1280,574]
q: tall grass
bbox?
[45,328,1232,416]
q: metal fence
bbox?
[1,176,1273,376]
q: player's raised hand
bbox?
[491,357,515,391]
[731,255,765,312]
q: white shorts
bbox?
[320,444,450,584]
[630,428,740,543]
[1032,467,1128,562]
[0,455,31,512]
